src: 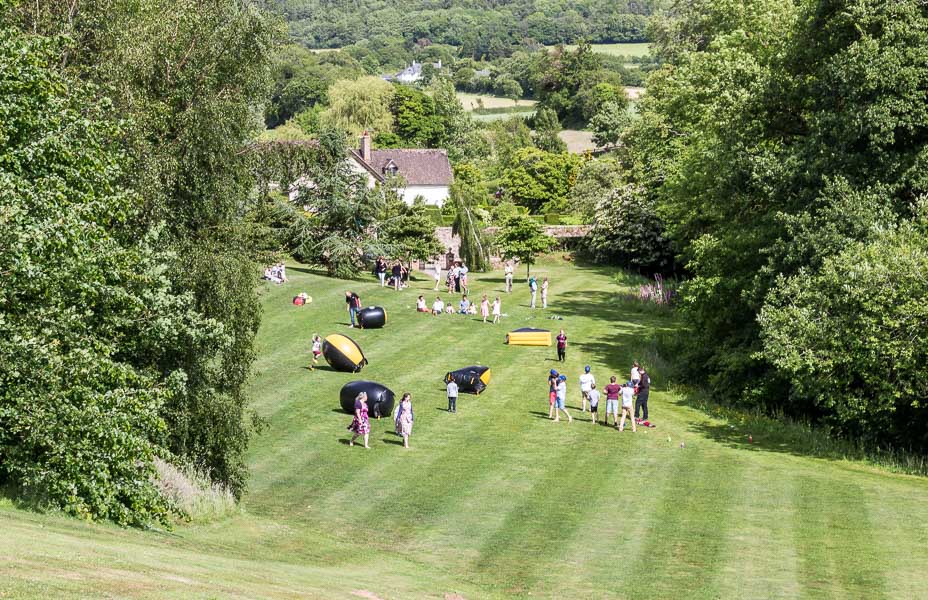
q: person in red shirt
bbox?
[556,329,567,362]
[603,375,621,426]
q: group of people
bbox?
[527,275,550,309]
[418,294,502,323]
[548,362,652,431]
[374,257,409,291]
[433,261,469,294]
[347,391,415,449]
[262,263,288,284]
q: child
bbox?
[480,294,490,323]
[588,383,600,424]
[416,295,428,313]
[553,374,573,423]
[579,365,595,412]
[604,376,621,426]
[445,304,455,314]
[310,334,322,370]
[541,277,549,309]
[547,369,559,419]
[447,378,459,413]
[492,296,501,324]
[556,329,567,362]
[631,361,641,387]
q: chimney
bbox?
[359,131,371,163]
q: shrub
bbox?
[153,458,238,523]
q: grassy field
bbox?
[3,258,928,598]
[457,92,537,112]
[553,42,651,57]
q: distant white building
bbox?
[389,60,442,84]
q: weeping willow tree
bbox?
[449,181,489,271]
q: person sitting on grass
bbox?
[459,294,471,314]
[416,295,429,313]
[445,304,455,314]
[432,296,445,315]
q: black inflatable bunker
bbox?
[357,306,387,329]
[444,365,492,395]
[340,380,395,418]
[323,333,368,372]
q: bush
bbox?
[153,458,237,523]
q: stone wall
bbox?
[422,225,590,270]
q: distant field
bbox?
[553,42,651,57]
[457,92,537,112]
[473,110,534,122]
[559,129,597,153]
[306,48,340,53]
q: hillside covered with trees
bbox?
[275,0,662,52]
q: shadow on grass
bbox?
[382,438,404,446]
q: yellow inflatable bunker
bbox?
[322,333,368,372]
[506,327,552,347]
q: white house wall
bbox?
[401,185,448,206]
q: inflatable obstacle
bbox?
[506,328,551,346]
[357,306,387,329]
[340,380,395,419]
[444,365,491,395]
[322,333,368,372]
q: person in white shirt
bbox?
[578,365,596,412]
[433,263,442,290]
[504,261,514,293]
[631,361,640,386]
[431,296,445,315]
[588,383,600,424]
[618,381,637,432]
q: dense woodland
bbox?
[275,0,661,51]
[2,0,928,528]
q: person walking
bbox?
[394,393,414,448]
[447,378,458,413]
[541,277,549,309]
[556,329,567,362]
[547,369,559,419]
[345,290,361,327]
[310,334,322,370]
[553,375,573,423]
[604,376,621,426]
[504,261,514,293]
[579,365,595,412]
[588,383,600,424]
[347,392,371,448]
[492,296,501,324]
[433,263,442,291]
[618,381,637,433]
[480,294,490,323]
[529,276,538,308]
[375,257,387,287]
[635,367,651,424]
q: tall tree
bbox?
[495,214,555,276]
[449,181,490,271]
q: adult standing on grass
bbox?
[541,276,549,309]
[392,261,402,291]
[447,378,458,413]
[631,361,641,387]
[345,290,361,327]
[394,393,414,448]
[348,392,371,448]
[556,329,567,362]
[604,376,621,426]
[504,261,514,293]
[579,365,595,412]
[547,369,559,419]
[434,262,442,291]
[553,375,573,423]
[618,382,637,433]
[529,276,538,308]
[375,256,387,287]
[636,367,651,424]
[460,261,469,294]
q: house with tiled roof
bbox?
[348,132,453,206]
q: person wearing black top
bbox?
[375,257,387,287]
[635,368,650,422]
[345,290,361,327]
[391,261,402,291]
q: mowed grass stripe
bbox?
[795,474,888,599]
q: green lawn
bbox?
[2,258,928,598]
[553,42,652,57]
